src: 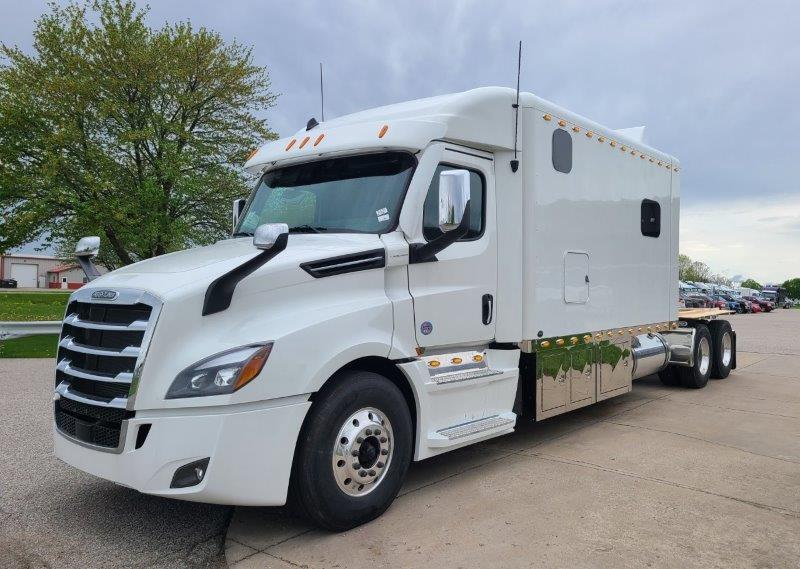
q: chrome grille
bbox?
[54,288,161,453]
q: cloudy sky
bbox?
[2,0,798,283]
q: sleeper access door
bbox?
[408,146,497,348]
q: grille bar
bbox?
[63,313,148,331]
[56,359,133,384]
[58,336,141,358]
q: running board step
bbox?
[430,368,504,385]
[427,413,516,447]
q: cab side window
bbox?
[423,164,485,241]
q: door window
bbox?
[422,164,485,241]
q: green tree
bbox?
[740,278,762,290]
[783,278,800,300]
[0,0,277,267]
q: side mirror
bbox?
[74,236,102,281]
[438,169,471,233]
[232,198,247,232]
[74,236,100,258]
[253,223,289,250]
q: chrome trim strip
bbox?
[59,336,141,358]
[127,293,163,411]
[63,313,148,331]
[57,359,133,384]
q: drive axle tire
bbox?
[289,371,412,531]
[658,365,681,386]
[709,320,734,379]
[679,323,712,389]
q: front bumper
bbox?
[54,398,311,506]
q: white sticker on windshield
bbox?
[378,214,390,222]
[376,207,388,216]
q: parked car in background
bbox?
[749,301,763,314]
[713,294,744,313]
[0,278,18,288]
[743,295,772,312]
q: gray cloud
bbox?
[3,0,800,276]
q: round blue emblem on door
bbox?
[420,321,433,335]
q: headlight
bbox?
[166,343,273,399]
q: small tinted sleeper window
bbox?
[423,164,485,241]
[641,199,661,237]
[552,128,572,173]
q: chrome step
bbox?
[430,368,504,385]
[434,414,515,442]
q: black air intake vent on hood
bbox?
[301,249,386,278]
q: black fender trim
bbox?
[202,233,289,316]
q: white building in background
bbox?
[0,253,107,289]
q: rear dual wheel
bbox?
[709,320,733,379]
[678,324,712,389]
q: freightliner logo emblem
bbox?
[91,289,118,301]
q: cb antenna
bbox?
[319,62,325,122]
[510,40,522,173]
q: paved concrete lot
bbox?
[0,358,232,569]
[1,310,798,568]
[227,311,800,568]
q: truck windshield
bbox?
[235,152,416,235]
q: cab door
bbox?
[407,147,497,347]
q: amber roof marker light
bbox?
[378,124,389,138]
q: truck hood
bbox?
[89,234,385,299]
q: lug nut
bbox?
[380,449,388,455]
[356,437,364,444]
[353,463,361,469]
[351,450,359,456]
[369,470,376,477]
[375,429,381,435]
[359,470,367,477]
[377,462,384,468]
[380,436,387,443]
[365,429,372,435]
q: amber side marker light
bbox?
[234,344,273,391]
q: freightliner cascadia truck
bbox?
[53,87,736,530]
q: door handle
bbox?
[482,294,494,325]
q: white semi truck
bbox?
[53,87,736,530]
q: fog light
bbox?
[170,458,210,489]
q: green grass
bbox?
[0,291,71,321]
[0,291,69,358]
[0,334,59,358]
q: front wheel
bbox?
[290,371,412,531]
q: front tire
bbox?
[290,371,412,531]
[679,324,712,389]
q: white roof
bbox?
[245,87,678,173]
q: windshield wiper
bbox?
[289,225,326,234]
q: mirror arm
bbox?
[76,256,102,282]
[409,201,471,264]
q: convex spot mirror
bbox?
[74,236,100,258]
[253,223,289,250]
[438,169,470,233]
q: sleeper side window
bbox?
[641,199,661,237]
[552,128,572,173]
[423,164,485,241]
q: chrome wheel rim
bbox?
[332,408,393,497]
[721,332,732,367]
[698,337,711,376]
